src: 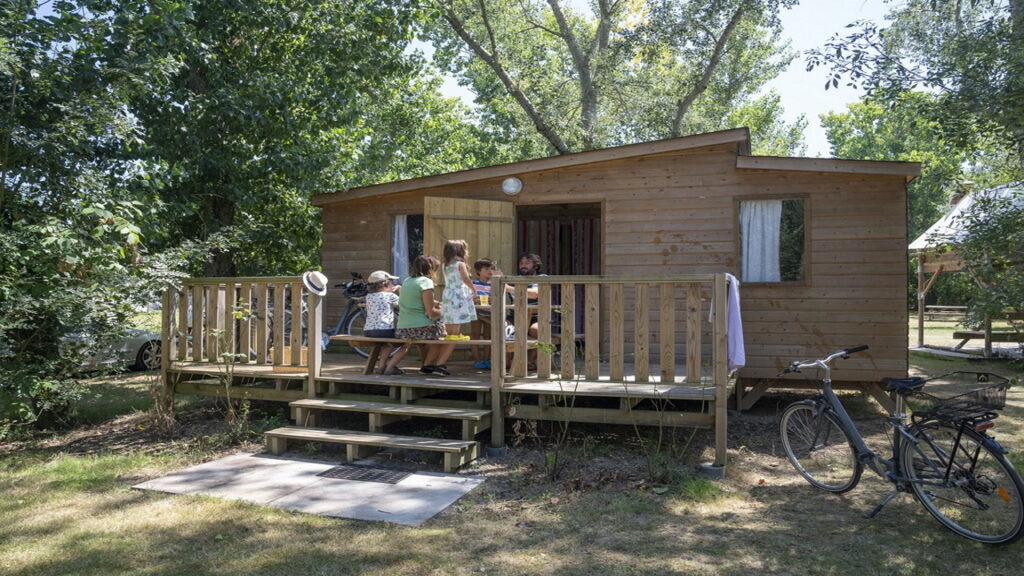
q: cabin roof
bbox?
[311,127,921,207]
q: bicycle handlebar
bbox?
[780,345,870,375]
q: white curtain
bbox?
[740,200,782,282]
[391,214,409,281]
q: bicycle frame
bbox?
[810,356,902,481]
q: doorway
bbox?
[516,203,601,334]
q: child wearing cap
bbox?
[364,270,406,375]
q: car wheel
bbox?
[135,340,161,371]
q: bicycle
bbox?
[323,271,374,358]
[265,271,371,357]
[778,345,1024,545]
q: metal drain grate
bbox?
[316,465,412,484]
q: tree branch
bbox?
[548,0,598,149]
[672,2,747,137]
[441,4,570,154]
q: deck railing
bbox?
[160,276,323,396]
[488,273,731,464]
[161,273,731,468]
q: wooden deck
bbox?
[161,274,735,473]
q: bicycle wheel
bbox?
[344,309,370,358]
[780,400,862,493]
[903,421,1024,544]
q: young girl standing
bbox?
[441,239,477,337]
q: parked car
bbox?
[63,327,162,372]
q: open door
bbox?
[423,197,515,281]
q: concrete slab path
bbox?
[133,452,484,526]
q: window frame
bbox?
[734,194,810,286]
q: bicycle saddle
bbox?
[881,377,926,394]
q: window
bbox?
[739,198,806,283]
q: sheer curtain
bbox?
[391,214,409,280]
[740,200,782,282]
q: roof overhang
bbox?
[736,155,921,181]
[311,128,752,206]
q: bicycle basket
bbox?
[907,371,1010,421]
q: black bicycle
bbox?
[265,272,371,357]
[779,346,1023,545]
[324,271,373,357]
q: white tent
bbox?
[910,183,1024,251]
[910,183,1023,353]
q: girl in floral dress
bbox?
[441,239,477,337]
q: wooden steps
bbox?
[291,398,491,440]
[265,426,479,473]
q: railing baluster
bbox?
[239,282,252,364]
[560,282,576,381]
[222,282,235,364]
[290,282,302,365]
[634,283,649,382]
[537,285,552,378]
[254,283,268,365]
[585,284,599,380]
[272,283,285,365]
[686,283,702,383]
[659,283,676,383]
[609,284,625,380]
[177,285,189,361]
[191,284,204,361]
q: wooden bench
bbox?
[924,305,967,321]
[290,398,491,440]
[265,426,479,473]
[952,330,1024,350]
[330,334,531,375]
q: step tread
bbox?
[264,426,476,452]
[291,398,490,420]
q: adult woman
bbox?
[396,255,456,376]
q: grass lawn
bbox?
[2,345,1023,574]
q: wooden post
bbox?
[490,276,507,447]
[160,288,174,409]
[917,256,926,348]
[308,289,322,398]
[712,274,728,469]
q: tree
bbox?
[808,0,1024,177]
[427,0,802,155]
[1,1,486,433]
[1,1,162,432]
[953,187,1024,331]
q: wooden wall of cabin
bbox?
[319,142,909,383]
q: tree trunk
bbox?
[203,193,236,277]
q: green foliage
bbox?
[428,0,802,155]
[953,187,1024,329]
[808,0,1024,177]
[1,1,483,435]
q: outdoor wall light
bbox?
[501,177,523,196]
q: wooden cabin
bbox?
[312,128,921,408]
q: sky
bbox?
[436,0,894,158]
[772,0,892,157]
